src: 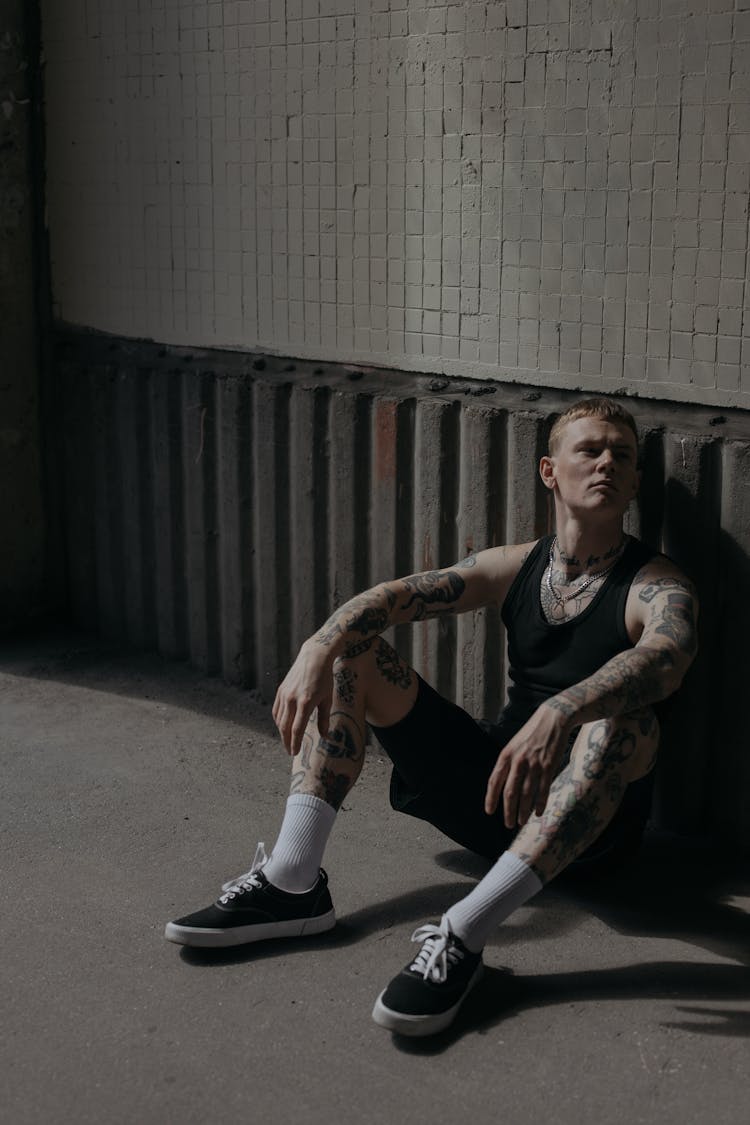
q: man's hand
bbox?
[272,642,335,756]
[485,703,572,828]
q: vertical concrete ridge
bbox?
[412,397,459,695]
[312,386,331,637]
[59,359,97,629]
[328,389,360,613]
[289,384,318,655]
[369,396,401,589]
[274,382,293,676]
[181,370,220,674]
[251,379,292,701]
[288,383,331,653]
[481,409,509,721]
[352,391,372,598]
[455,405,509,719]
[394,396,416,579]
[119,365,156,650]
[630,427,666,548]
[393,396,416,660]
[92,364,126,640]
[503,410,549,545]
[216,375,254,686]
[150,368,187,659]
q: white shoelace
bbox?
[219,841,268,903]
[408,918,465,983]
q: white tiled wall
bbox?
[43,0,750,408]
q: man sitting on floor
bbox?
[166,397,698,1037]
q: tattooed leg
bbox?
[290,636,418,810]
[290,710,366,809]
[509,708,659,883]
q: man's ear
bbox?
[539,455,556,490]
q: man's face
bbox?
[541,417,640,517]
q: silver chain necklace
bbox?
[545,536,626,607]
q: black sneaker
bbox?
[164,843,336,948]
[372,917,483,1036]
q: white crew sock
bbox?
[262,794,338,893]
[444,851,543,953]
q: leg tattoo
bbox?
[288,635,418,810]
[333,666,357,706]
[289,666,367,809]
[374,637,413,691]
[511,710,659,883]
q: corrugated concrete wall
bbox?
[56,330,750,847]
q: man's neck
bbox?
[552,518,627,575]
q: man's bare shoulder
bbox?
[626,553,699,641]
[461,541,540,603]
[462,540,538,569]
[630,553,699,604]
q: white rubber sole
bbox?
[371,963,484,1037]
[164,907,336,948]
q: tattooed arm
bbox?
[314,559,486,650]
[485,558,699,828]
[273,542,535,754]
[545,560,699,727]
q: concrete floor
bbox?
[2,632,749,1125]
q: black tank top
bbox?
[499,535,656,726]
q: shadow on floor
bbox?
[393,959,750,1056]
[435,830,750,969]
[389,831,750,1052]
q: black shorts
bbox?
[369,675,654,870]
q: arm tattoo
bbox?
[457,554,477,569]
[333,666,357,705]
[347,606,389,635]
[316,621,342,646]
[315,586,397,648]
[638,574,696,604]
[546,647,676,723]
[342,636,377,659]
[401,570,465,620]
[651,591,698,656]
[374,637,413,690]
[313,562,467,652]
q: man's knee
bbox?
[334,636,418,727]
[573,707,659,784]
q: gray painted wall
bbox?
[56,329,750,847]
[0,0,48,630]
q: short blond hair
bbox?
[548,398,638,456]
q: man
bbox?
[166,397,698,1037]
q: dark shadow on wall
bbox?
[654,468,750,850]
